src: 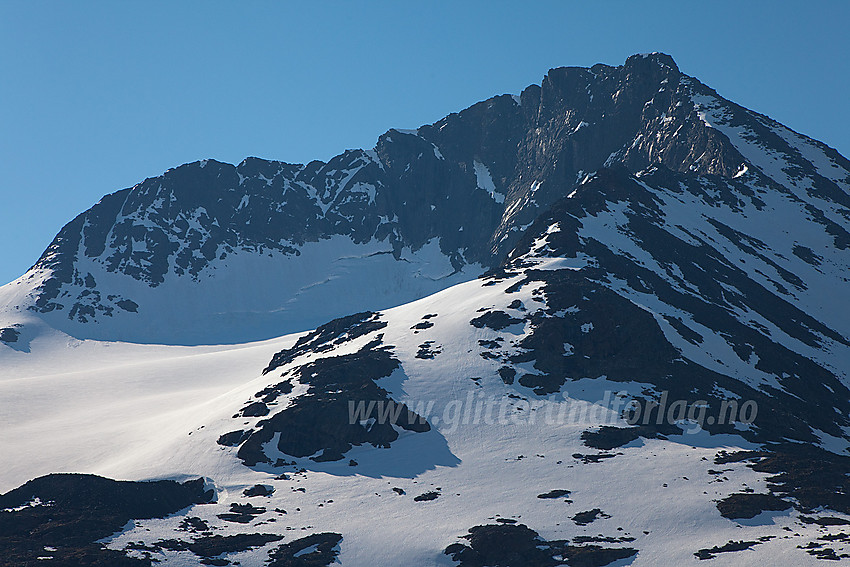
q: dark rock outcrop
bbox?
[236,326,430,466]
[0,473,213,567]
[445,523,637,567]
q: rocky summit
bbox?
[5,52,847,345]
[2,53,850,565]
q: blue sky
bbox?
[2,1,848,285]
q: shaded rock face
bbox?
[0,473,213,567]
[231,312,431,467]
[694,540,763,561]
[263,311,388,372]
[124,533,286,563]
[266,532,343,567]
[0,326,20,343]
[444,523,637,567]
[494,165,850,447]
[465,163,850,516]
[714,444,850,518]
[237,343,429,465]
[18,52,846,344]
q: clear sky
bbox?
[2,1,848,285]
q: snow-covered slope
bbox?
[2,256,849,565]
[3,52,850,566]
[4,164,850,564]
[0,236,480,345]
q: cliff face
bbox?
[3,53,848,345]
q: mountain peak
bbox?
[3,53,848,345]
[625,51,679,70]
[3,53,850,565]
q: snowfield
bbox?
[3,274,849,565]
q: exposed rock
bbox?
[187,533,283,558]
[572,508,610,526]
[537,489,571,500]
[267,532,343,567]
[217,502,266,524]
[695,540,761,560]
[445,523,637,567]
[416,341,442,359]
[716,444,850,515]
[716,493,791,520]
[243,484,275,497]
[413,491,440,502]
[217,430,249,447]
[0,326,20,343]
[0,473,213,566]
[470,310,523,331]
[237,340,430,466]
[581,425,679,450]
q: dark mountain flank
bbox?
[10,52,846,344]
